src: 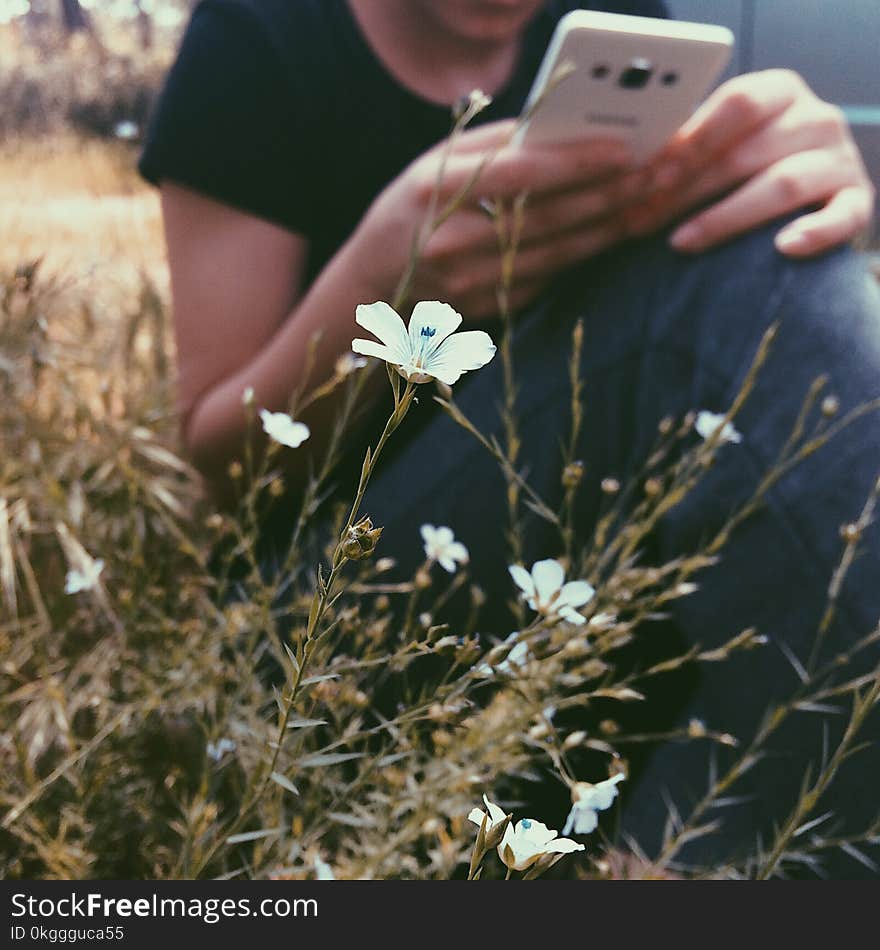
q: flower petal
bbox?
[447,541,469,564]
[558,580,596,609]
[355,302,409,360]
[420,524,437,545]
[260,410,310,448]
[517,818,557,848]
[559,606,587,625]
[434,526,454,546]
[407,300,462,359]
[352,338,405,365]
[544,837,585,855]
[563,803,599,837]
[531,559,565,605]
[484,796,507,825]
[578,774,625,811]
[508,564,535,597]
[468,807,487,828]
[424,330,496,385]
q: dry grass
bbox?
[1,39,878,881]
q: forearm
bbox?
[185,237,392,504]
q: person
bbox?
[140,0,880,875]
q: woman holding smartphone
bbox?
[140,0,880,874]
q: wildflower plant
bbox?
[1,82,880,884]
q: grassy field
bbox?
[2,28,878,881]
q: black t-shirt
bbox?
[139,0,669,286]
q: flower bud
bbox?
[563,730,587,750]
[840,522,861,544]
[687,718,707,738]
[821,395,840,417]
[562,460,585,489]
[341,516,383,560]
[228,460,243,480]
[658,415,674,435]
[415,567,432,589]
[600,477,620,495]
[644,477,663,498]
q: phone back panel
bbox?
[517,11,734,163]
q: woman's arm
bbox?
[163,122,652,505]
[161,181,389,505]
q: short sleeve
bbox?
[138,1,314,235]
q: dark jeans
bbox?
[358,218,880,876]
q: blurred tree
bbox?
[59,0,91,33]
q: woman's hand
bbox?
[348,120,646,319]
[624,69,875,258]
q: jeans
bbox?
[356,218,880,876]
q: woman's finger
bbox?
[649,70,805,186]
[435,137,633,204]
[668,149,854,252]
[775,185,876,257]
[627,108,860,238]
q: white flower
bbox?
[206,737,236,762]
[259,409,310,448]
[64,557,104,595]
[468,794,508,837]
[421,524,469,573]
[351,301,496,386]
[695,410,742,445]
[113,120,139,141]
[496,638,529,674]
[509,558,595,625]
[335,352,368,377]
[475,632,530,677]
[587,611,617,632]
[314,857,335,880]
[562,773,626,836]
[498,817,584,872]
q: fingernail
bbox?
[670,222,702,249]
[776,229,809,253]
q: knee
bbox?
[636,221,880,400]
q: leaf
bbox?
[839,842,879,873]
[226,827,284,845]
[298,752,364,768]
[300,673,339,687]
[778,640,808,684]
[269,772,300,796]
[286,718,327,730]
[794,812,834,838]
[590,687,645,702]
[282,642,300,675]
[376,752,410,767]
[326,811,375,828]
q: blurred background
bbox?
[0,1,877,283]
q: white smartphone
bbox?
[514,10,734,165]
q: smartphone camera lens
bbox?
[592,63,611,79]
[662,71,679,86]
[618,58,654,89]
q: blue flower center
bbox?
[420,326,436,338]
[521,819,532,829]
